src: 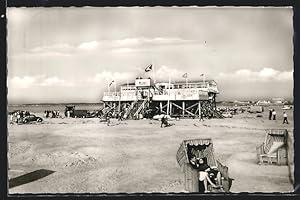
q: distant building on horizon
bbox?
[256,100,271,106]
[272,98,285,105]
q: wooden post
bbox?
[170,101,172,116]
[167,76,171,115]
[198,101,201,120]
[182,101,185,117]
[160,102,163,114]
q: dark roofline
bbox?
[120,80,217,86]
[167,80,217,84]
[120,83,135,86]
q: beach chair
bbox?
[256,129,288,165]
[176,138,233,193]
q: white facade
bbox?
[102,80,218,102]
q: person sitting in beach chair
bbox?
[190,157,221,193]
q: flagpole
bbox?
[186,77,188,88]
[108,80,110,93]
[167,75,171,115]
[153,61,156,84]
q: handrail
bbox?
[134,99,148,117]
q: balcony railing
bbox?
[103,91,121,97]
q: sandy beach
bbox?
[6,6,294,195]
[8,106,293,194]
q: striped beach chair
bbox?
[176,138,233,193]
[256,129,288,165]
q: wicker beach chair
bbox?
[256,129,288,165]
[176,138,233,193]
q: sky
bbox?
[7,7,293,103]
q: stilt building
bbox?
[102,77,220,119]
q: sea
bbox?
[7,103,104,114]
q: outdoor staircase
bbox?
[214,111,224,119]
[153,85,164,95]
[101,107,114,116]
[133,99,149,119]
[123,101,138,119]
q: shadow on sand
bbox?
[9,169,55,189]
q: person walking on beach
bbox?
[107,112,112,126]
[269,109,272,120]
[272,109,276,120]
[10,114,14,124]
[118,111,123,121]
[66,110,70,118]
[19,111,24,124]
[283,112,289,124]
[14,112,18,124]
[56,110,60,118]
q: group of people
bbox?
[9,110,30,124]
[190,156,222,193]
[44,110,60,118]
[268,109,289,124]
[269,109,277,120]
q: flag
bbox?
[145,64,153,72]
[109,80,115,86]
[200,74,204,76]
[182,73,188,78]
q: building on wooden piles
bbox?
[101,77,220,119]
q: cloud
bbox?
[21,37,199,57]
[87,71,134,84]
[8,75,75,88]
[217,67,293,82]
[9,76,38,88]
[19,43,74,58]
[29,43,74,55]
[86,65,185,86]
[113,37,197,47]
[30,43,73,52]
[38,76,75,87]
[111,48,137,54]
[155,65,185,81]
[78,41,99,50]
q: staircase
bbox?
[153,85,164,95]
[133,99,149,119]
[101,107,113,116]
[123,101,138,119]
[214,111,224,119]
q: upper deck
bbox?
[102,80,219,102]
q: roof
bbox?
[266,129,288,136]
[173,80,217,84]
[176,138,215,167]
[120,80,217,86]
[120,83,135,86]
